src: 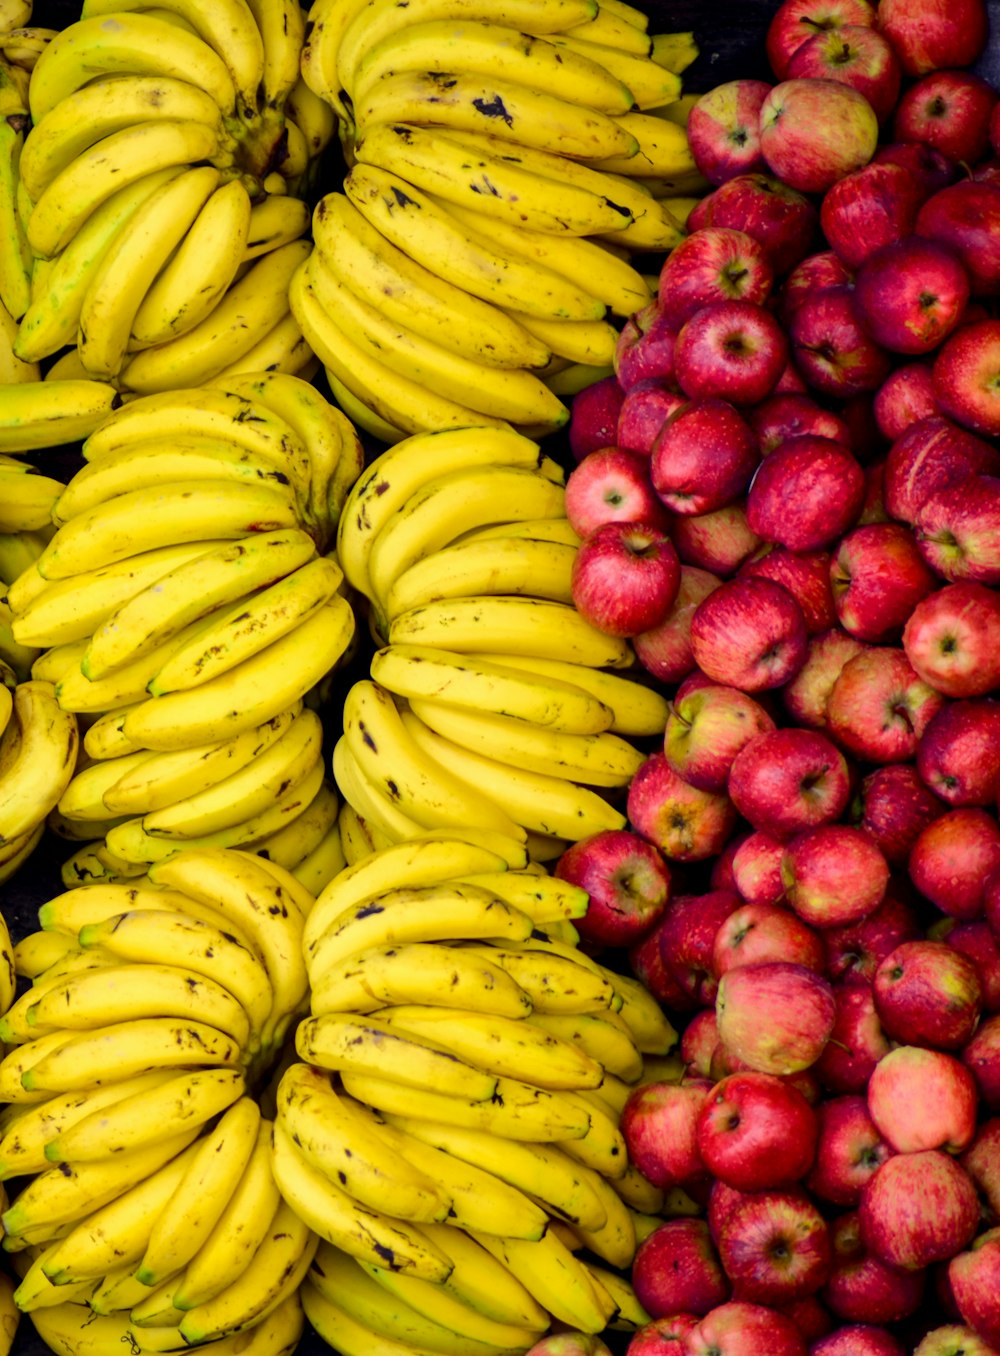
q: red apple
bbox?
[823,890,922,982]
[830,522,938,642]
[717,1188,832,1304]
[947,1227,1000,1350]
[728,726,851,839]
[682,1008,722,1079]
[822,1211,925,1324]
[779,253,855,325]
[684,1300,808,1356]
[859,1149,980,1270]
[876,0,989,76]
[787,25,901,123]
[716,961,836,1075]
[633,566,721,685]
[916,472,1000,583]
[712,903,826,977]
[658,889,742,1007]
[806,1096,893,1208]
[873,940,983,1050]
[632,1219,731,1319]
[883,414,1000,526]
[899,68,997,162]
[873,362,940,441]
[788,287,894,398]
[854,236,971,356]
[631,925,699,1014]
[872,139,957,196]
[657,227,774,332]
[909,807,1000,920]
[948,919,1000,1013]
[618,379,688,459]
[777,1295,834,1343]
[782,825,889,930]
[524,1338,614,1356]
[686,174,819,275]
[747,435,865,553]
[730,833,788,908]
[916,182,1000,299]
[811,1323,906,1355]
[781,628,867,729]
[850,764,945,866]
[564,445,671,539]
[917,699,1000,807]
[571,521,680,638]
[553,829,670,950]
[568,375,626,462]
[903,581,1000,697]
[826,645,946,763]
[739,546,837,636]
[664,685,775,794]
[960,1117,1000,1222]
[819,162,926,269]
[615,300,679,392]
[696,1071,819,1190]
[812,982,892,1093]
[759,79,879,195]
[687,81,772,186]
[689,577,807,693]
[650,398,759,517]
[671,502,761,578]
[628,753,739,865]
[867,1044,979,1153]
[748,392,851,454]
[627,1316,699,1356]
[621,1079,711,1189]
[766,0,877,79]
[673,301,788,407]
[962,1013,1000,1110]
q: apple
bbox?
[859,1149,980,1271]
[747,436,865,556]
[947,919,1000,1013]
[683,1300,809,1356]
[748,392,851,454]
[728,832,787,908]
[913,1324,1000,1356]
[633,566,721,685]
[903,581,1000,697]
[788,287,894,398]
[553,829,671,950]
[664,685,775,794]
[779,254,855,327]
[810,1324,906,1355]
[765,0,877,79]
[671,502,761,578]
[823,889,922,982]
[632,1219,732,1318]
[781,628,867,729]
[819,162,926,270]
[858,460,890,525]
[686,174,819,275]
[962,1014,1000,1110]
[909,807,1000,920]
[867,1045,979,1154]
[618,379,688,459]
[657,889,742,1006]
[525,1338,614,1356]
[650,397,759,517]
[948,1227,1000,1350]
[876,0,989,76]
[916,472,1000,584]
[712,903,826,977]
[568,375,626,462]
[776,1295,834,1343]
[727,726,851,839]
[620,1079,711,1189]
[682,1009,722,1079]
[571,521,681,638]
[853,237,971,357]
[849,764,945,866]
[916,182,1000,299]
[759,78,878,194]
[805,1096,893,1208]
[781,824,889,930]
[960,1118,1000,1222]
[615,300,679,392]
[628,753,739,865]
[630,925,699,1014]
[826,645,947,763]
[787,25,901,123]
[626,1315,699,1356]
[812,982,892,1094]
[564,445,671,539]
[916,700,1000,807]
[822,1211,926,1324]
[673,300,788,407]
[689,577,807,693]
[884,414,1000,526]
[737,546,837,637]
[687,81,772,186]
[829,522,938,644]
[872,139,957,196]
[873,362,940,441]
[716,961,836,1075]
[657,227,774,331]
[696,1071,819,1190]
[896,69,997,165]
[716,1188,832,1304]
[873,940,983,1050]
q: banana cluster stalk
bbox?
[267,827,680,1349]
[295,0,702,436]
[1,375,363,885]
[331,425,668,856]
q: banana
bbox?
[611,1163,665,1215]
[245,0,305,112]
[0,526,50,591]
[0,467,63,532]
[336,0,598,95]
[353,121,634,236]
[12,925,77,981]
[380,1004,604,1090]
[242,192,311,260]
[0,298,37,383]
[0,382,117,456]
[130,177,254,347]
[0,100,31,323]
[81,530,317,679]
[471,1228,617,1334]
[147,556,342,694]
[390,596,632,672]
[292,822,347,895]
[553,1086,628,1179]
[344,162,610,325]
[649,29,699,71]
[330,735,433,846]
[566,5,650,53]
[505,310,619,366]
[547,31,681,109]
[80,710,151,765]
[304,249,567,430]
[0,680,78,845]
[35,879,214,936]
[18,76,228,203]
[466,941,617,1014]
[544,360,615,395]
[474,652,669,737]
[450,870,589,924]
[43,1068,246,1170]
[312,191,549,372]
[591,109,697,178]
[211,309,314,382]
[528,1011,644,1082]
[25,1302,137,1355]
[299,1281,459,1356]
[609,969,679,1055]
[285,73,337,159]
[14,167,186,363]
[36,480,302,582]
[28,13,238,124]
[118,239,313,394]
[450,517,581,548]
[308,941,534,1020]
[79,0,264,120]
[248,776,340,872]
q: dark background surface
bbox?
[5,1,1000,1353]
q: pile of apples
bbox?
[556,0,1000,1352]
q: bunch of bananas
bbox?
[0,0,337,396]
[331,424,668,860]
[2,373,363,887]
[271,828,680,1350]
[0,847,318,1354]
[0,678,78,884]
[290,0,702,438]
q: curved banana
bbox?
[609,969,679,1055]
[335,801,389,865]
[245,0,305,113]
[560,1164,636,1268]
[0,298,38,383]
[504,309,619,366]
[0,101,31,323]
[248,776,340,872]
[0,680,78,845]
[344,162,607,321]
[0,466,64,530]
[25,1301,138,1355]
[290,823,346,896]
[330,735,438,848]
[0,381,117,456]
[81,706,146,762]
[242,192,311,260]
[79,0,264,119]
[118,239,312,394]
[565,5,650,54]
[529,1010,643,1082]
[285,73,337,159]
[548,31,681,108]
[467,940,617,1014]
[274,1062,451,1222]
[470,1228,616,1334]
[130,177,254,347]
[35,878,214,935]
[474,652,669,737]
[591,108,697,178]
[211,308,314,382]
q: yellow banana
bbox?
[0,381,117,455]
[475,651,670,737]
[470,1228,617,1334]
[0,680,78,845]
[548,31,682,108]
[242,191,311,260]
